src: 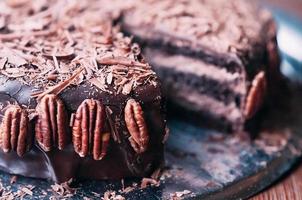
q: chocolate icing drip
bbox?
[0,77,165,182]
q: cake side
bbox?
[145,48,246,131]
[121,0,280,132]
[121,0,272,76]
[0,0,167,182]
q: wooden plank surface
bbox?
[251,162,302,200]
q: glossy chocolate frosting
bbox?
[0,0,166,183]
[0,78,165,183]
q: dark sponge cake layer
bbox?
[0,0,167,182]
[121,0,280,132]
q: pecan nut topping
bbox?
[124,99,149,153]
[244,71,267,119]
[35,94,69,152]
[0,105,32,157]
[72,99,110,160]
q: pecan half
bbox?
[72,99,110,160]
[244,71,267,119]
[124,99,149,153]
[0,105,32,157]
[35,94,69,151]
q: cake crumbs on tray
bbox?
[0,171,166,199]
[17,185,35,197]
[50,179,77,198]
[0,184,35,200]
[102,190,125,200]
[255,130,289,154]
[140,178,160,189]
[119,182,138,194]
[9,175,18,184]
[169,190,192,200]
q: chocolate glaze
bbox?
[0,77,165,183]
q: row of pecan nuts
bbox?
[0,95,149,159]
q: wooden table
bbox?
[251,161,302,200]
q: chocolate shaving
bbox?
[20,187,33,196]
[0,47,27,67]
[34,67,84,100]
[0,57,8,69]
[170,190,192,198]
[47,74,58,81]
[30,90,43,97]
[97,56,148,68]
[52,55,60,71]
[1,70,26,78]
[6,0,30,8]
[10,175,18,184]
[0,29,55,41]
[89,77,106,91]
[105,106,121,143]
[69,113,75,127]
[50,182,76,198]
[120,186,135,194]
[122,80,133,95]
[103,191,125,200]
[151,167,163,180]
[140,178,159,189]
[106,72,113,84]
[42,52,76,60]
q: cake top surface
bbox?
[0,0,157,97]
[123,0,273,57]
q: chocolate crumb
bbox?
[50,179,76,198]
[9,175,17,184]
[170,190,191,200]
[140,178,159,189]
[102,190,125,200]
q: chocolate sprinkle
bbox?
[0,0,157,96]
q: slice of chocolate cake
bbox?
[0,0,167,183]
[121,0,281,132]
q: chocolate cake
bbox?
[121,0,281,132]
[0,0,167,183]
